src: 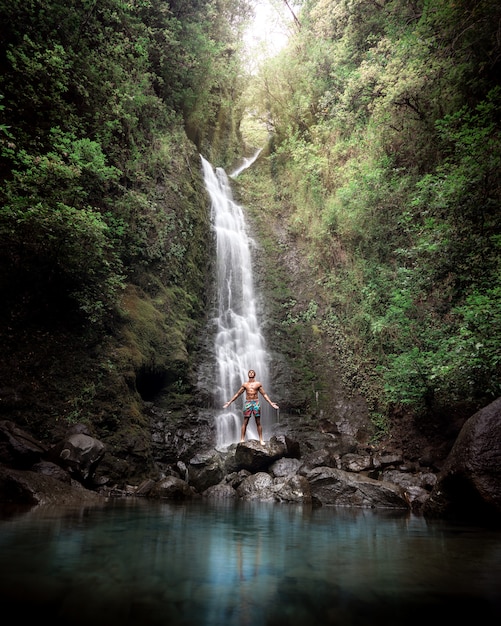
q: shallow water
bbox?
[0,499,500,625]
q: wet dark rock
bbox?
[0,420,47,468]
[298,446,341,472]
[380,469,437,492]
[372,451,404,469]
[237,472,311,504]
[269,457,302,477]
[233,470,311,504]
[273,474,312,504]
[423,396,501,523]
[402,485,430,511]
[340,453,372,472]
[379,469,437,511]
[135,478,156,496]
[234,438,288,472]
[149,406,214,464]
[150,475,198,500]
[0,465,101,506]
[305,467,410,509]
[0,420,107,502]
[188,449,225,492]
[49,433,105,484]
[236,472,276,500]
[31,460,73,484]
[202,483,238,499]
[276,434,301,459]
[222,469,252,490]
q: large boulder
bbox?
[188,449,225,492]
[423,397,501,523]
[234,435,299,472]
[272,474,312,504]
[268,457,302,477]
[55,433,105,484]
[380,468,437,511]
[235,471,312,503]
[202,483,239,499]
[0,465,101,506]
[303,466,410,509]
[236,472,276,501]
[150,476,197,500]
[0,421,105,505]
[0,420,47,468]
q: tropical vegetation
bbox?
[0,0,499,468]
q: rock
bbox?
[299,446,340,471]
[32,460,72,484]
[222,469,251,490]
[269,457,302,477]
[372,451,404,469]
[0,466,102,506]
[305,466,410,509]
[188,449,224,492]
[234,438,288,472]
[335,411,374,442]
[236,472,276,500]
[374,468,436,511]
[273,434,301,459]
[0,422,107,505]
[404,485,430,511]
[135,478,156,496]
[54,433,105,483]
[149,406,214,465]
[202,483,238,499]
[423,396,501,523]
[234,471,312,504]
[150,476,197,500]
[0,420,47,468]
[340,453,372,472]
[175,461,189,481]
[273,474,312,504]
[381,469,437,492]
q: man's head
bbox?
[248,370,256,379]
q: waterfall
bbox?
[200,155,275,447]
[228,148,262,178]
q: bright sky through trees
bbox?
[243,1,297,71]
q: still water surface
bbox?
[0,498,500,625]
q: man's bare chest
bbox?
[245,382,260,397]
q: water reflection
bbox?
[0,499,500,625]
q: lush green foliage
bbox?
[0,0,250,326]
[248,0,501,423]
[2,0,500,440]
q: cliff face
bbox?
[0,138,215,486]
[229,153,468,470]
[0,144,466,490]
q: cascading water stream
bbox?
[200,153,275,448]
[228,148,262,178]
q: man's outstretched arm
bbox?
[223,386,245,408]
[259,387,279,410]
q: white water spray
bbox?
[200,154,275,447]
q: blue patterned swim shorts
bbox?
[243,400,261,419]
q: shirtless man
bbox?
[223,369,279,445]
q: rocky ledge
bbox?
[1,397,500,526]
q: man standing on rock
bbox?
[223,369,279,445]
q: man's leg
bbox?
[240,417,250,442]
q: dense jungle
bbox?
[0,0,500,491]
